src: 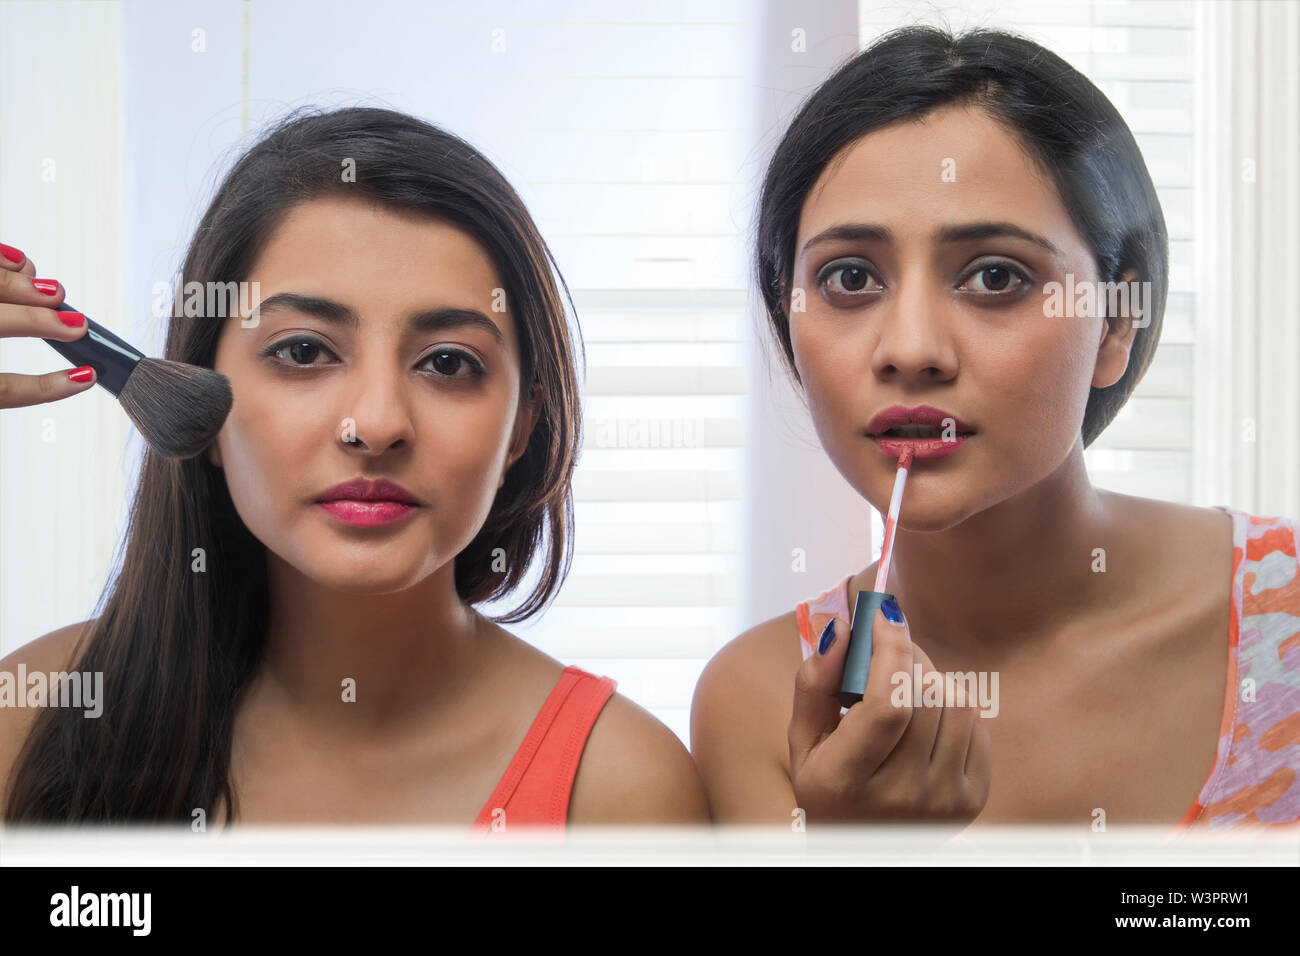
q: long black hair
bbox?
[756,25,1169,446]
[5,106,583,822]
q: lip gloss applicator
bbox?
[841,445,913,708]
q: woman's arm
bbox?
[691,616,803,824]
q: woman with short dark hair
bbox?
[693,26,1300,831]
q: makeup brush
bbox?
[841,445,914,708]
[43,302,232,460]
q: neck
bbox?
[868,440,1118,662]
[255,557,480,739]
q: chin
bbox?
[271,531,441,595]
[305,563,431,596]
[844,464,980,534]
[890,496,976,534]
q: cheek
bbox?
[789,313,894,506]
[414,396,515,506]
[215,382,328,537]
[790,313,864,428]
[978,314,1099,454]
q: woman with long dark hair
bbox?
[692,25,1300,830]
[1,107,708,827]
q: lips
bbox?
[314,477,422,506]
[865,405,975,461]
[865,405,974,439]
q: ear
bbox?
[498,382,543,490]
[207,441,223,469]
[1091,268,1141,390]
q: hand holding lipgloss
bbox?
[786,445,992,823]
[788,594,992,824]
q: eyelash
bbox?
[815,259,1033,301]
[259,335,487,379]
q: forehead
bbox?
[246,194,514,339]
[796,103,1085,259]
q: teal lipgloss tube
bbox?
[839,589,896,708]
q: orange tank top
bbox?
[470,665,616,832]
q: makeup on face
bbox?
[865,404,975,460]
[313,477,423,528]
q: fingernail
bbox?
[0,243,24,264]
[818,618,836,655]
[67,366,95,384]
[880,597,904,625]
[57,310,85,327]
[32,278,60,296]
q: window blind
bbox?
[499,290,748,745]
[472,10,764,747]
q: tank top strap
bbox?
[1181,507,1300,828]
[796,573,855,660]
[471,665,617,831]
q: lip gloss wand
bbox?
[841,446,913,708]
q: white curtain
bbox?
[1193,0,1300,516]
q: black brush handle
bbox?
[42,301,144,398]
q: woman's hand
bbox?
[0,243,94,409]
[789,606,992,824]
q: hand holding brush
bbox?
[0,243,232,459]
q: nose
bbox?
[869,269,960,384]
[338,356,416,454]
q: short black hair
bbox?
[755,24,1169,447]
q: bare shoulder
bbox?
[1100,493,1235,594]
[689,609,806,823]
[478,622,708,824]
[699,610,803,692]
[1103,492,1233,544]
[568,688,710,824]
[692,609,802,757]
[0,619,96,816]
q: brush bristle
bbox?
[117,358,233,459]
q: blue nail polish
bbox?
[818,618,836,655]
[880,597,904,624]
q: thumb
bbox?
[788,616,850,767]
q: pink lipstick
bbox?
[318,500,417,526]
[314,477,422,527]
[865,404,974,460]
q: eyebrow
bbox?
[252,292,506,347]
[799,221,1063,260]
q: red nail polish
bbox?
[57,311,85,327]
[33,278,60,296]
[67,366,95,384]
[0,243,24,264]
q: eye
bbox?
[419,348,486,379]
[262,335,337,367]
[816,258,883,302]
[958,261,1032,296]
